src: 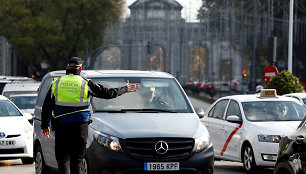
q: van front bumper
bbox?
[86,141,214,174]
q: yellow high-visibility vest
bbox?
[52,75,89,107]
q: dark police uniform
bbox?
[41,58,129,174]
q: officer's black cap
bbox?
[68,57,83,67]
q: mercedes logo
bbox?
[0,132,6,139]
[155,141,168,155]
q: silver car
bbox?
[33,70,214,174]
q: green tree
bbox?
[0,0,122,71]
[265,70,303,95]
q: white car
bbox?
[9,93,37,116]
[201,89,306,173]
[283,92,306,106]
[0,95,34,164]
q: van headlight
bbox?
[194,133,211,152]
[258,134,282,143]
[93,131,122,152]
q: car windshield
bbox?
[242,101,306,121]
[0,100,22,116]
[303,98,306,105]
[9,96,37,109]
[91,77,193,113]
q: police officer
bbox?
[41,57,139,174]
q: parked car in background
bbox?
[0,95,34,164]
[201,89,306,173]
[34,70,214,174]
[9,93,37,124]
[283,93,306,106]
[2,82,40,98]
[274,116,306,174]
[229,79,248,93]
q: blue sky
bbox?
[124,0,202,22]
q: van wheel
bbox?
[35,146,49,174]
[21,157,34,164]
[242,145,258,173]
[81,157,89,174]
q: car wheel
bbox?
[35,146,49,174]
[242,145,257,173]
[273,161,294,174]
[21,157,34,164]
[81,158,88,174]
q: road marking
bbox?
[221,124,242,156]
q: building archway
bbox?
[189,45,208,82]
[93,47,121,70]
[146,45,165,71]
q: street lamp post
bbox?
[288,0,294,73]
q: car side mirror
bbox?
[194,107,204,118]
[226,115,242,124]
[23,113,33,120]
[296,135,304,144]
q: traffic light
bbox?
[242,70,247,78]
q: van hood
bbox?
[90,113,202,139]
[248,121,300,136]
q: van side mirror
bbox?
[194,107,204,118]
[296,135,304,144]
[226,115,242,124]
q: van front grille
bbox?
[123,138,194,160]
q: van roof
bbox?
[46,70,174,79]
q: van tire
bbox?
[35,146,49,174]
[21,157,34,164]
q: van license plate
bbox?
[144,162,179,171]
[0,140,15,146]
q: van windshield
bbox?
[91,77,193,113]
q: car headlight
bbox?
[93,131,122,152]
[258,134,282,143]
[194,133,211,152]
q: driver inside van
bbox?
[142,87,158,108]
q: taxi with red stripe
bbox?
[201,89,306,173]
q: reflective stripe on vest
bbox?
[53,108,90,119]
[52,75,89,107]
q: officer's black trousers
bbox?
[55,123,88,174]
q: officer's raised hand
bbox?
[126,80,139,92]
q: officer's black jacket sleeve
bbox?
[88,80,128,99]
[41,87,55,129]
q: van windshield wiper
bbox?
[120,109,177,113]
